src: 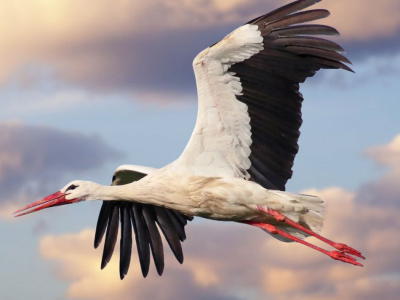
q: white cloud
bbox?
[365,134,400,168]
[316,0,400,41]
[357,135,400,208]
[38,187,400,299]
[1,0,399,93]
[35,134,400,299]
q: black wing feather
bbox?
[94,201,112,249]
[94,171,192,278]
[227,0,352,190]
[101,204,119,269]
[273,36,345,53]
[165,209,187,241]
[248,0,322,24]
[142,206,165,275]
[154,206,184,264]
[119,203,132,279]
[130,204,151,277]
[269,24,340,37]
[171,209,192,226]
[266,9,330,28]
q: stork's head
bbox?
[13,180,100,217]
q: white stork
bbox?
[14,0,364,280]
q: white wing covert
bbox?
[178,0,352,190]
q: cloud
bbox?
[314,0,400,61]
[39,227,243,300]
[0,0,255,94]
[317,0,400,41]
[39,187,400,300]
[1,0,399,96]
[356,135,400,208]
[0,88,92,117]
[365,134,400,168]
[35,134,400,299]
[0,121,119,219]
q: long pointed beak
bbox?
[13,191,79,217]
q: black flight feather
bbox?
[119,204,132,279]
[142,206,165,276]
[101,204,119,269]
[130,204,151,277]
[94,201,112,248]
[165,209,187,241]
[94,170,192,278]
[225,0,353,190]
[154,206,184,264]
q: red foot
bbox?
[330,251,363,267]
[256,206,365,260]
[332,243,365,259]
[243,206,365,267]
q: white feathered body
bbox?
[74,164,324,241]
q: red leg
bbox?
[257,206,365,259]
[242,221,363,267]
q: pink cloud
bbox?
[365,134,400,168]
[314,0,400,41]
[39,189,400,299]
[37,135,400,299]
[1,0,398,94]
[357,134,400,208]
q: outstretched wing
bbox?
[178,0,352,190]
[94,165,193,279]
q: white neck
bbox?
[85,180,191,213]
[86,182,152,202]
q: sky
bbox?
[1,0,400,299]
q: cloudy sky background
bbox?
[1,0,399,299]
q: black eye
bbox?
[66,184,78,192]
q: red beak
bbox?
[13,191,80,217]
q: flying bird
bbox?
[15,0,365,279]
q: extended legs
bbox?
[241,206,365,267]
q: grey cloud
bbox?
[344,30,400,63]
[129,267,245,300]
[356,175,400,209]
[40,198,400,300]
[3,0,400,99]
[48,8,400,96]
[0,122,119,206]
[355,136,400,209]
[53,26,229,94]
[34,132,400,299]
